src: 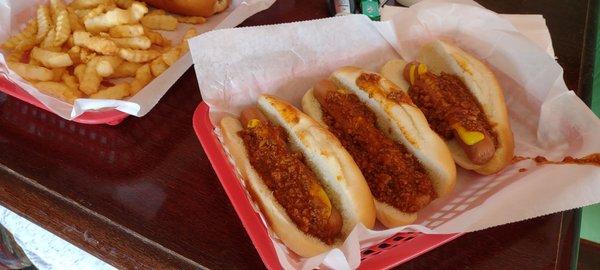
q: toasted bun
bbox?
[380,40,514,175]
[142,0,230,17]
[220,95,376,257]
[302,67,456,228]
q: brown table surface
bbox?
[0,0,596,269]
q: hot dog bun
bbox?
[380,40,514,175]
[302,67,456,227]
[141,0,230,17]
[220,95,376,257]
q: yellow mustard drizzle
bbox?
[451,123,485,145]
[310,183,332,217]
[247,118,260,128]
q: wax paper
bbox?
[190,0,600,268]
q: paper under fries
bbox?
[3,0,199,104]
[0,0,276,120]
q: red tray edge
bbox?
[0,76,129,125]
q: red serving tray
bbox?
[0,76,128,125]
[193,102,461,269]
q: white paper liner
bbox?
[0,0,276,120]
[189,0,600,269]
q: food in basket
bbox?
[220,95,376,257]
[302,67,457,227]
[141,0,230,17]
[1,0,205,103]
[380,40,514,174]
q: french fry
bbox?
[150,57,168,76]
[111,36,151,49]
[115,0,134,9]
[50,0,67,16]
[174,15,206,24]
[13,20,38,52]
[40,28,57,48]
[34,81,81,103]
[80,4,106,21]
[129,63,152,94]
[15,38,37,52]
[8,62,54,81]
[143,27,168,46]
[2,19,37,50]
[72,31,90,44]
[65,35,76,47]
[69,0,108,9]
[118,48,160,62]
[62,73,79,90]
[161,47,180,66]
[31,47,73,68]
[178,27,198,53]
[95,60,114,77]
[82,2,119,20]
[79,47,97,63]
[108,61,140,78]
[29,57,42,66]
[182,27,198,41]
[84,8,129,32]
[128,2,148,22]
[79,57,102,94]
[6,51,25,63]
[51,67,67,81]
[105,3,119,11]
[140,14,177,31]
[36,5,52,43]
[108,24,143,37]
[42,46,63,52]
[74,63,86,82]
[90,83,129,99]
[84,2,148,32]
[67,45,82,64]
[102,55,123,67]
[95,55,123,77]
[73,8,92,18]
[53,9,71,46]
[73,31,118,55]
[1,35,19,50]
[67,8,86,31]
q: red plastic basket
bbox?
[0,76,128,125]
[193,102,461,269]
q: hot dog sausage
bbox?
[404,62,496,165]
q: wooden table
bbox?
[0,0,596,269]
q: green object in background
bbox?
[593,8,600,118]
[360,0,380,21]
[580,3,600,244]
[582,205,600,243]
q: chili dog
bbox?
[220,95,376,257]
[381,40,514,175]
[302,67,456,227]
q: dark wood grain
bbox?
[0,0,593,269]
